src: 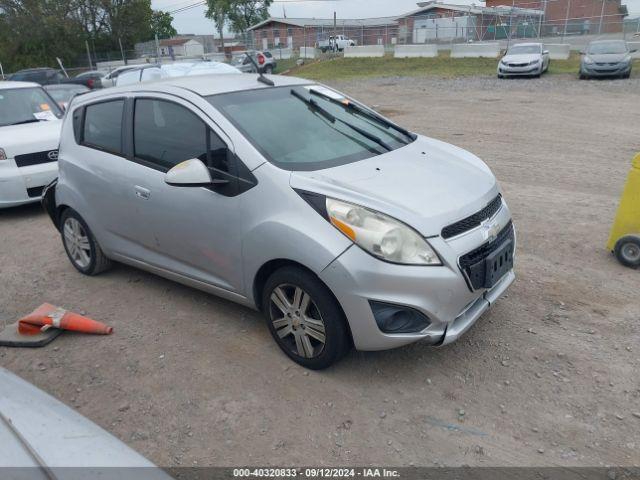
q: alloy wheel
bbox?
[63,217,92,269]
[622,242,640,263]
[269,284,326,359]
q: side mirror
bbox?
[543,50,549,55]
[165,159,213,187]
[579,51,585,55]
[631,49,638,53]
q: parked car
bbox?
[7,67,66,85]
[0,81,63,208]
[0,368,173,477]
[69,70,105,89]
[44,74,515,369]
[232,51,277,74]
[497,42,550,78]
[580,40,635,79]
[317,35,356,53]
[44,83,89,110]
[97,65,138,88]
[115,62,240,86]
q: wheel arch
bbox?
[252,258,355,347]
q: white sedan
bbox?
[0,81,63,208]
[498,42,550,78]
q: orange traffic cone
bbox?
[18,303,113,336]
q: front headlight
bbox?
[584,56,594,65]
[0,148,6,161]
[530,59,540,65]
[326,198,441,265]
[622,55,631,64]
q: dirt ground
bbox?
[1,74,639,468]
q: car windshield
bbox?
[208,85,415,171]
[587,41,628,54]
[45,86,87,104]
[0,87,63,127]
[507,45,541,55]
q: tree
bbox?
[151,10,177,39]
[205,0,232,53]
[227,0,272,37]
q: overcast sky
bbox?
[152,0,640,35]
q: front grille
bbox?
[459,221,514,290]
[508,62,528,67]
[442,194,503,239]
[26,186,45,198]
[14,150,58,168]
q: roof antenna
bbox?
[245,52,274,86]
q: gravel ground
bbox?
[1,74,639,468]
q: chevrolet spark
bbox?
[44,74,515,369]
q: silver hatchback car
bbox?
[44,74,515,369]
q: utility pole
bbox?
[333,11,337,52]
[85,40,93,70]
[598,0,606,34]
[562,0,572,42]
[118,37,126,65]
[155,34,160,63]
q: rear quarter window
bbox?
[82,100,125,155]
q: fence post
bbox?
[85,40,93,70]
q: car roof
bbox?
[44,84,88,91]
[0,81,42,90]
[82,73,311,100]
[510,42,542,47]
[13,67,58,73]
[588,39,626,44]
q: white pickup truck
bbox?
[317,35,356,53]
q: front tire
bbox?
[264,65,273,74]
[61,209,112,276]
[614,236,640,268]
[262,266,350,369]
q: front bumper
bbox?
[498,63,541,76]
[581,63,631,77]
[320,201,515,351]
[0,159,58,208]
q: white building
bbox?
[159,38,204,57]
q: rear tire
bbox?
[60,209,112,276]
[262,266,350,369]
[614,236,640,268]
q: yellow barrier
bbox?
[607,153,640,267]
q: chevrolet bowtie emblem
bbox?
[481,219,501,243]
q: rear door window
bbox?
[82,100,125,155]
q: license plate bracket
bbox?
[484,239,514,289]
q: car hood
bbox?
[290,135,498,237]
[584,53,629,63]
[501,53,540,63]
[0,120,62,159]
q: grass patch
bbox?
[285,52,639,81]
[273,58,299,74]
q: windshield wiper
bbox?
[291,89,392,152]
[10,119,42,126]
[308,88,417,142]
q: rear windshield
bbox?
[0,87,63,127]
[9,71,49,83]
[207,86,414,171]
[587,41,628,54]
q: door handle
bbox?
[134,186,151,200]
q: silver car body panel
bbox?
[0,367,171,476]
[55,74,515,351]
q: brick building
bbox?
[484,0,628,34]
[247,17,399,50]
